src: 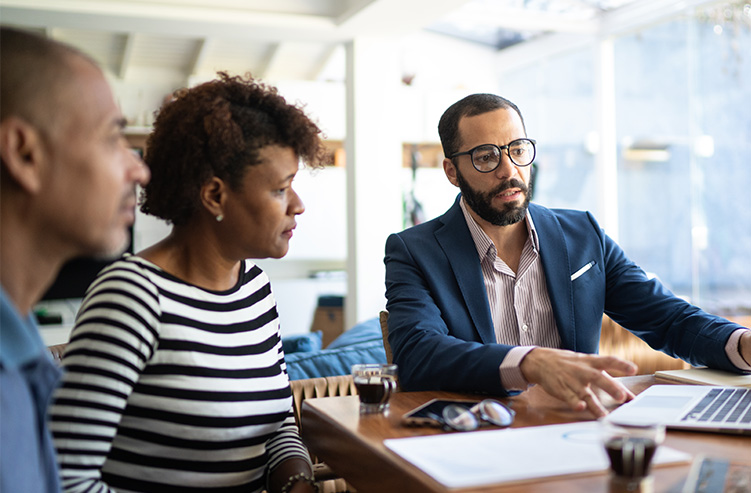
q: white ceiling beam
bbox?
[0,2,340,42]
[188,38,212,76]
[308,43,340,80]
[256,43,280,80]
[117,33,136,79]
[0,0,332,27]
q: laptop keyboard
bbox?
[681,388,751,424]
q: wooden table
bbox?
[301,376,751,492]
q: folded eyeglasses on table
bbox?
[426,399,516,432]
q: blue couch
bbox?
[283,317,387,380]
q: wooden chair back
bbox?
[599,315,690,374]
[378,310,393,365]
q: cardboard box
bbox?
[310,295,344,348]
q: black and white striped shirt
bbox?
[50,255,310,493]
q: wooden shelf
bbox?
[321,140,444,168]
[402,142,444,168]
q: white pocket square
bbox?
[571,261,595,281]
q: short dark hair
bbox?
[141,72,328,225]
[437,93,526,159]
[0,27,93,130]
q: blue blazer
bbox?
[384,195,743,395]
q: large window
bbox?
[500,49,599,215]
[498,1,751,319]
[614,3,751,316]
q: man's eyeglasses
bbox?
[448,138,536,173]
[428,399,516,431]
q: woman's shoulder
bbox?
[241,259,270,285]
[97,255,160,280]
[76,255,162,328]
[87,255,162,297]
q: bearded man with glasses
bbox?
[384,93,751,418]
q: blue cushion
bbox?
[284,339,387,380]
[283,317,388,380]
[282,331,323,354]
[327,318,382,349]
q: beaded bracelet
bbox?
[279,472,319,493]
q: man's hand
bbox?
[520,347,638,418]
[740,330,751,367]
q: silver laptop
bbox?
[606,385,751,435]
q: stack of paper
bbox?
[655,368,751,388]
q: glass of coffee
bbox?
[601,420,665,492]
[352,363,398,414]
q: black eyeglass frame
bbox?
[448,138,537,172]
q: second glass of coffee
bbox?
[352,363,398,414]
[601,420,665,493]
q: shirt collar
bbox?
[0,285,46,368]
[459,195,541,262]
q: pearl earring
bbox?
[216,214,224,222]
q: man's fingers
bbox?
[592,370,635,403]
[578,386,608,417]
[560,366,633,417]
[560,384,607,417]
[589,355,638,375]
[563,390,588,413]
[586,399,608,418]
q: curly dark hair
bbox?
[141,72,328,225]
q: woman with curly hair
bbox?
[50,73,328,493]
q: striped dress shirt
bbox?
[460,198,561,389]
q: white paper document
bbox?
[384,421,691,489]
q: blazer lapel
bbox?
[529,204,577,350]
[435,196,496,344]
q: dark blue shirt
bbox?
[1,286,62,493]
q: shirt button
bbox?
[522,324,529,332]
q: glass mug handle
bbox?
[379,377,397,404]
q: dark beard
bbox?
[455,166,530,226]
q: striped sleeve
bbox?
[265,344,311,474]
[50,260,161,493]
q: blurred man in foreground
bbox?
[0,27,150,492]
